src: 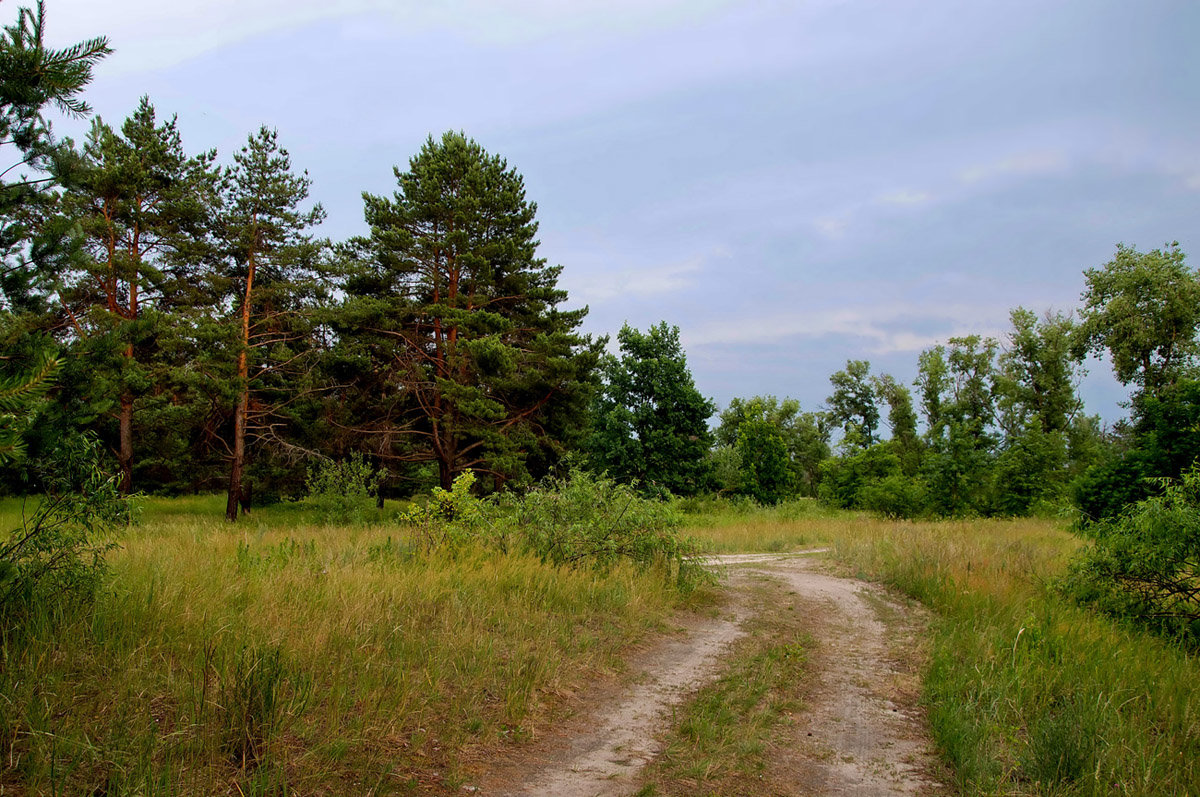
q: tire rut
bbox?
[470,552,947,796]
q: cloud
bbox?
[565,256,706,302]
[959,150,1065,184]
[877,189,932,206]
[684,302,1008,354]
[813,216,849,238]
[47,0,736,75]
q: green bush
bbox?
[0,436,124,632]
[506,469,709,590]
[1063,465,1200,644]
[304,453,384,526]
[858,473,927,519]
[397,469,711,590]
[397,470,497,551]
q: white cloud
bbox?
[959,150,1065,184]
[684,302,1008,355]
[565,256,706,302]
[814,215,849,238]
[877,189,932,206]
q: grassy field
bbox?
[4,494,1200,795]
[0,495,700,795]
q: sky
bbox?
[38,0,1200,425]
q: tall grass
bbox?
[0,496,694,795]
[691,509,1200,795]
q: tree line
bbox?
[4,1,1200,531]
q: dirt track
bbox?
[474,552,947,796]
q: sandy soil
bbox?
[470,552,947,796]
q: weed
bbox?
[219,644,311,768]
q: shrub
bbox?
[858,473,927,519]
[304,453,384,526]
[0,435,124,632]
[1062,465,1200,644]
[398,469,710,589]
[397,470,497,550]
[505,469,709,590]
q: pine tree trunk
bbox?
[227,251,255,522]
[118,390,133,494]
[227,382,247,522]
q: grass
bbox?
[6,492,1200,794]
[0,494,700,795]
[635,576,811,796]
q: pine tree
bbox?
[347,131,598,491]
[216,127,326,520]
[0,0,109,300]
[57,97,218,492]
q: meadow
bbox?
[2,495,1199,795]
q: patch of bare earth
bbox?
[756,555,950,796]
[467,553,948,796]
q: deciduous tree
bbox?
[1077,243,1200,398]
[587,322,714,496]
[827,359,878,450]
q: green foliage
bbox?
[0,435,124,630]
[872,373,921,476]
[991,424,1069,516]
[0,0,110,275]
[587,322,715,497]
[348,131,599,492]
[704,444,743,495]
[0,343,57,464]
[997,308,1081,438]
[1064,466,1200,644]
[506,468,709,589]
[715,395,829,498]
[827,359,879,449]
[397,469,708,589]
[1074,379,1200,522]
[304,453,384,526]
[1077,242,1200,397]
[398,470,494,550]
[735,418,790,505]
[52,97,221,494]
[858,471,928,519]
[916,336,1000,516]
[818,442,927,519]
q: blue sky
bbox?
[42,0,1200,425]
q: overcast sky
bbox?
[39,0,1200,424]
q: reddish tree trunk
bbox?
[118,390,133,494]
[227,250,255,522]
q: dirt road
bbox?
[474,552,947,796]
